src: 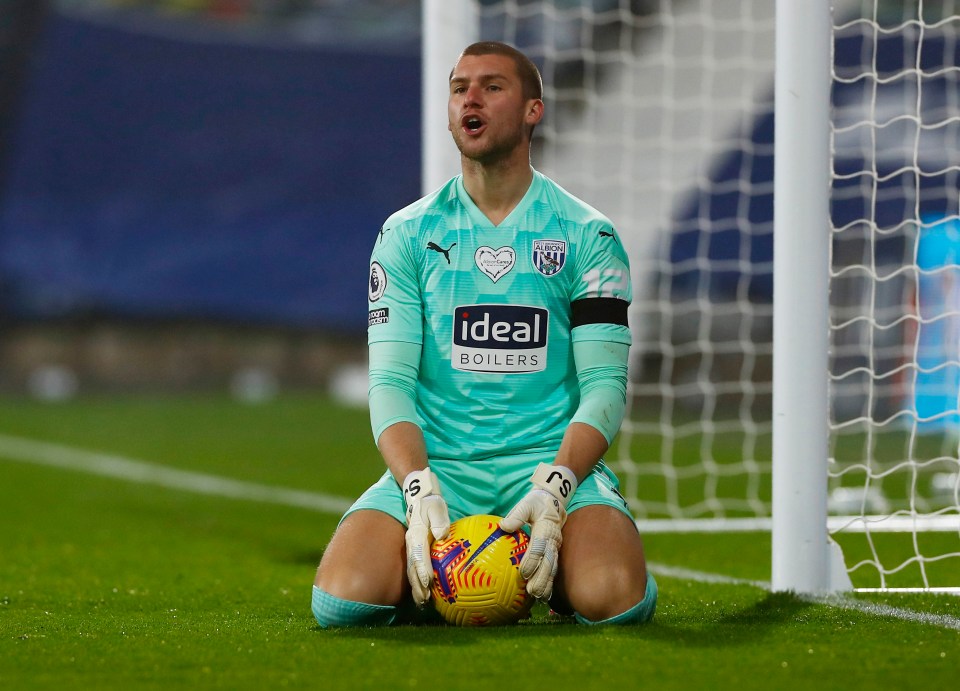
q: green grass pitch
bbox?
[0,394,958,689]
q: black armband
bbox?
[570,297,629,328]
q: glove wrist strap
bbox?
[530,463,578,509]
[402,468,440,507]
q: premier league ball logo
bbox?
[368,262,387,302]
[532,239,566,276]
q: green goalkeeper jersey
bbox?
[367,170,631,462]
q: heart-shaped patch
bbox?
[474,246,516,282]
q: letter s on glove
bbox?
[500,463,578,601]
[402,468,450,606]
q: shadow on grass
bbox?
[642,591,816,648]
[333,593,813,645]
[309,603,596,645]
[311,594,816,646]
[305,585,817,647]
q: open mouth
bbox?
[461,114,485,134]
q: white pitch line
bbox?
[3,433,959,632]
[648,562,771,590]
[807,593,960,631]
[650,562,960,631]
[0,433,353,515]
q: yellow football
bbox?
[430,514,534,626]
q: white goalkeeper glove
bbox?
[402,468,451,606]
[500,463,578,601]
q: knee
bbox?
[312,510,407,607]
[315,562,404,607]
[566,563,650,623]
[573,572,658,626]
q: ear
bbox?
[525,99,544,127]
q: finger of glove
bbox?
[525,544,559,600]
[499,497,534,533]
[520,521,562,579]
[519,534,546,579]
[424,496,451,540]
[405,530,432,583]
[406,561,431,605]
[405,531,433,605]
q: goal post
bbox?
[771,0,843,593]
[421,0,477,193]
[423,0,960,593]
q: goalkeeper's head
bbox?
[455,41,544,103]
[453,41,544,143]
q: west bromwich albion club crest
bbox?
[532,239,566,276]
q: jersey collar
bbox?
[455,170,543,230]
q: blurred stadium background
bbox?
[0,0,427,399]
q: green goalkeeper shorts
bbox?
[342,453,634,526]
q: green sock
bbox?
[311,586,398,629]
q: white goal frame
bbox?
[770,0,839,593]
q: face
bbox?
[448,53,543,165]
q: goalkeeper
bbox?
[312,41,656,627]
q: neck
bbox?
[460,152,534,226]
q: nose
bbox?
[463,83,482,107]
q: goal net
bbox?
[828,1,960,591]
[453,0,960,590]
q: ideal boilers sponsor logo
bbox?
[452,304,548,373]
